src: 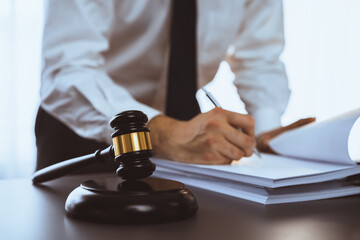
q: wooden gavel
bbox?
[32,110,156,184]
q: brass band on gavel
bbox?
[112,131,153,156]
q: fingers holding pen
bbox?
[202,109,256,158]
[225,110,256,137]
[200,90,256,160]
[196,132,244,164]
[212,136,245,162]
[223,126,256,157]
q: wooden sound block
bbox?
[65,177,198,224]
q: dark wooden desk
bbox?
[1,173,359,240]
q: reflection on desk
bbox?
[1,173,359,240]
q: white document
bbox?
[269,108,360,164]
[153,154,360,188]
[154,167,360,205]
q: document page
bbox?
[153,153,357,187]
[269,108,360,165]
[154,166,360,205]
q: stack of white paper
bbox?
[152,109,360,205]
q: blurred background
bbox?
[0,0,359,179]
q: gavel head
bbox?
[110,110,156,180]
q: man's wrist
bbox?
[147,115,178,158]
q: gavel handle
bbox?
[32,145,114,184]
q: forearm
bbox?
[41,68,161,144]
[41,0,162,143]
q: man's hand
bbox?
[256,117,316,154]
[147,108,256,165]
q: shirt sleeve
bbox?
[226,0,290,135]
[40,0,161,145]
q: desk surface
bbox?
[1,173,359,240]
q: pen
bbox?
[201,87,261,158]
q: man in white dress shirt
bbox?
[36,0,313,171]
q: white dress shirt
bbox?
[41,0,290,145]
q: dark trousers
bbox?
[35,107,116,173]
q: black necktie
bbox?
[165,0,200,121]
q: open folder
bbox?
[152,108,360,204]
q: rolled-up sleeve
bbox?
[226,0,290,135]
[41,0,160,144]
